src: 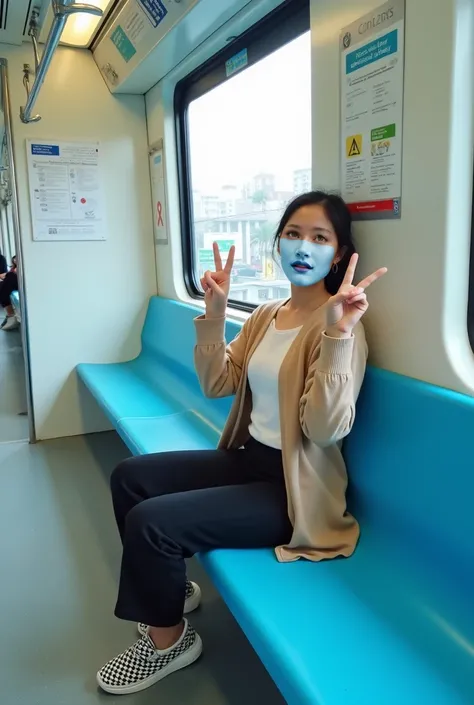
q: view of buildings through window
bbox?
[187,31,312,304]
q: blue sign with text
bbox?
[225,48,248,78]
[138,0,168,28]
[31,144,60,156]
[346,29,398,74]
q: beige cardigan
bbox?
[194,300,367,562]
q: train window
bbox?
[176,0,311,309]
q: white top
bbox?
[247,320,302,449]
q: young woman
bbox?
[97,191,387,695]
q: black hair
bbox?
[272,190,356,294]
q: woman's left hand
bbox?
[325,253,387,337]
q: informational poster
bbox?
[110,0,168,62]
[340,0,405,219]
[149,140,168,245]
[26,140,106,241]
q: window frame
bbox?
[468,178,474,349]
[175,0,311,311]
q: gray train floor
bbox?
[0,432,285,705]
[0,327,28,443]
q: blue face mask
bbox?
[279,238,335,287]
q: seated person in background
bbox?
[97,191,388,696]
[0,250,7,279]
[1,256,19,331]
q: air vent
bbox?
[0,0,48,46]
[0,0,11,31]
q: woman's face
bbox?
[279,204,340,287]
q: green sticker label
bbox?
[371,123,396,141]
[111,25,136,63]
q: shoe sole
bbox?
[137,582,202,637]
[96,633,203,695]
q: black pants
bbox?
[0,270,18,308]
[111,438,292,627]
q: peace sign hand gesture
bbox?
[202,242,236,319]
[326,253,387,337]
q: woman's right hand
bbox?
[201,242,235,319]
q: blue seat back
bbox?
[140,297,242,372]
[345,367,474,574]
[136,298,243,431]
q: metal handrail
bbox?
[20,1,103,124]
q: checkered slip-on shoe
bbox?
[97,618,202,694]
[138,581,201,637]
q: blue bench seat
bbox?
[202,540,471,705]
[77,296,474,705]
[118,413,219,456]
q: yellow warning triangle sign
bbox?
[348,137,361,157]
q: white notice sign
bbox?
[26,140,106,241]
[149,142,168,245]
[340,0,404,219]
